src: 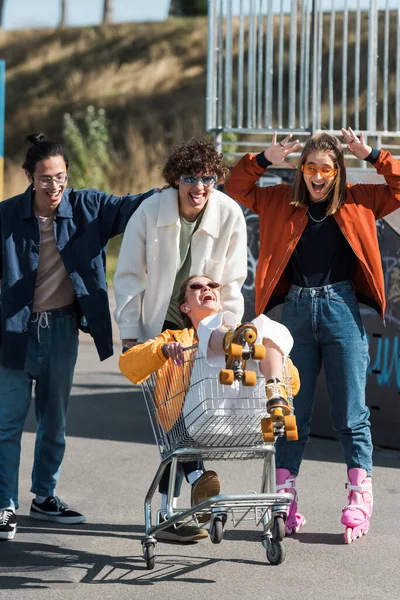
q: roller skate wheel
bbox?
[344,527,353,544]
[243,329,257,343]
[271,407,284,419]
[228,343,243,358]
[285,429,298,441]
[220,369,235,385]
[283,414,297,430]
[243,370,257,386]
[252,344,266,360]
[261,417,274,442]
[284,415,298,440]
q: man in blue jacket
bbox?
[0,133,154,540]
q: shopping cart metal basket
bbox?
[140,347,294,569]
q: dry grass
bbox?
[4,13,399,198]
[3,18,210,198]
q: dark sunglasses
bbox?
[188,282,221,291]
[180,175,217,187]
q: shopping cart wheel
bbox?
[266,539,286,565]
[143,543,155,570]
[272,516,285,542]
[220,369,235,385]
[243,370,257,386]
[252,344,266,360]
[209,516,224,544]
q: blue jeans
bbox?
[0,306,79,510]
[276,281,372,476]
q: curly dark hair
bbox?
[162,135,230,188]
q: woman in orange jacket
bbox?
[225,127,400,544]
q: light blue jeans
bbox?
[276,281,372,476]
[0,306,79,510]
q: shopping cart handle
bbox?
[183,344,199,351]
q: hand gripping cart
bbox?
[140,347,294,570]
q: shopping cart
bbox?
[140,347,295,569]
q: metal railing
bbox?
[206,0,400,160]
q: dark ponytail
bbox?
[22,132,69,176]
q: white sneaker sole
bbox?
[30,511,86,524]
[0,526,17,540]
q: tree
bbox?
[169,0,207,17]
[102,0,113,25]
[0,0,5,29]
[60,0,67,28]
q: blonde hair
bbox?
[291,132,347,215]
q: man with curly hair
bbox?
[114,135,247,542]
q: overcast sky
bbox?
[3,0,399,30]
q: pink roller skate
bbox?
[341,468,373,545]
[276,468,306,535]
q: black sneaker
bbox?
[30,496,86,524]
[155,518,208,543]
[0,509,17,540]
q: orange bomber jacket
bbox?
[224,150,400,319]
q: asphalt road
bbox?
[0,337,399,600]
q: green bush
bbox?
[63,106,111,191]
[170,0,207,16]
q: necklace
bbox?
[307,209,329,223]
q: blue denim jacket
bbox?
[0,184,155,369]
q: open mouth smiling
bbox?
[200,292,215,302]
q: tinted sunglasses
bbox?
[188,282,221,291]
[301,164,338,178]
[180,175,217,186]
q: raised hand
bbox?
[264,132,302,167]
[341,128,372,160]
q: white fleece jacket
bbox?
[114,187,248,341]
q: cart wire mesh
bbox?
[141,348,295,461]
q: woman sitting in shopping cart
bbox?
[119,275,299,541]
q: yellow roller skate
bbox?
[219,323,266,386]
[261,358,299,443]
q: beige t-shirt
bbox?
[32,215,75,312]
